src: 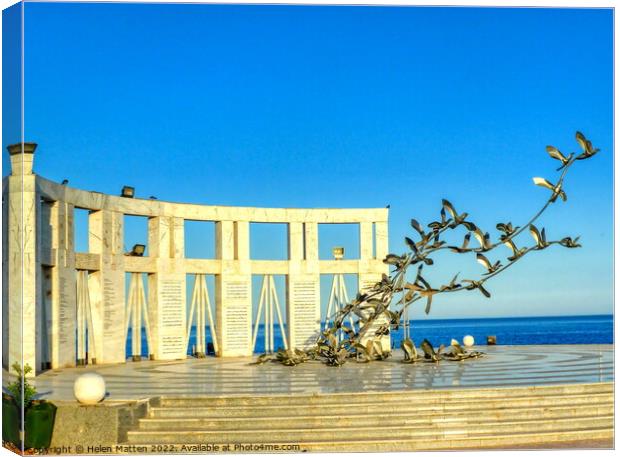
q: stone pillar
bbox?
[375,221,389,261]
[48,201,77,368]
[2,180,10,371]
[147,216,187,360]
[88,210,126,364]
[286,222,321,350]
[4,143,40,374]
[215,220,252,357]
[359,220,390,352]
[359,222,374,259]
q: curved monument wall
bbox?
[2,146,388,374]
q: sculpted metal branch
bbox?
[256,132,599,366]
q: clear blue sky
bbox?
[3,3,613,319]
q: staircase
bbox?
[124,383,613,451]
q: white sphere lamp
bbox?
[74,373,106,405]
[463,335,475,348]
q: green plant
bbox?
[254,132,600,367]
[7,362,37,410]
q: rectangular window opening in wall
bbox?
[186,273,217,356]
[318,223,360,260]
[185,220,216,259]
[124,272,151,360]
[372,222,377,259]
[251,274,287,354]
[303,223,307,260]
[124,215,149,257]
[250,223,288,260]
[74,207,90,253]
[319,273,359,326]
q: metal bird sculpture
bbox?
[462,279,492,298]
[416,274,439,314]
[559,236,581,248]
[410,219,426,238]
[529,224,549,249]
[405,236,418,253]
[476,253,502,275]
[503,238,527,261]
[401,339,418,363]
[546,145,573,170]
[449,233,472,253]
[496,222,519,237]
[256,131,600,369]
[450,339,466,355]
[442,199,469,228]
[473,228,493,251]
[532,177,567,202]
[411,218,435,246]
[421,339,439,362]
[251,353,272,365]
[575,131,600,160]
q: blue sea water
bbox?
[126,314,613,358]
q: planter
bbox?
[2,394,21,447]
[24,401,57,449]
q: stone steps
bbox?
[150,392,612,418]
[139,404,613,430]
[125,429,614,452]
[127,416,613,443]
[157,382,612,407]
[124,382,614,450]
[223,428,614,452]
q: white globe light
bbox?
[463,335,475,347]
[74,373,106,405]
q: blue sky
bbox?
[3,3,613,319]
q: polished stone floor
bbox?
[5,345,613,401]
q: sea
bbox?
[126,314,613,358]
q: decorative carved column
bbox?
[88,209,125,364]
[215,220,252,356]
[4,143,40,374]
[286,222,321,350]
[147,216,187,360]
[359,219,390,352]
[48,199,77,368]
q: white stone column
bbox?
[286,222,321,350]
[359,222,374,260]
[147,216,187,360]
[2,181,8,370]
[359,219,390,352]
[48,200,77,368]
[215,220,252,357]
[38,202,53,370]
[88,209,126,364]
[375,221,389,261]
[4,143,40,374]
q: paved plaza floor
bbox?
[4,345,613,402]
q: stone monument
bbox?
[2,143,389,375]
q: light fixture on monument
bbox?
[126,244,146,257]
[332,246,344,260]
[121,186,135,198]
